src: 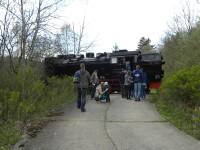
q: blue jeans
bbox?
[141,84,146,98]
[134,83,142,99]
[77,88,87,111]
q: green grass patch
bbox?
[152,96,200,140]
[150,89,158,94]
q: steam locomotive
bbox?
[44,50,165,92]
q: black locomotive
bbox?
[44,50,165,92]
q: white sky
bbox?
[56,0,200,53]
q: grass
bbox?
[150,95,200,140]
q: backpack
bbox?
[73,71,80,83]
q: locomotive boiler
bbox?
[44,50,165,92]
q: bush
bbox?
[153,65,200,139]
[0,65,75,149]
[160,65,200,107]
[0,122,21,150]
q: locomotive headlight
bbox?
[155,74,160,79]
[111,57,117,64]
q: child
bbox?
[103,82,110,103]
[95,82,104,102]
[95,82,110,103]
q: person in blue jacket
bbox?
[132,64,143,101]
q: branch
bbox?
[40,0,63,12]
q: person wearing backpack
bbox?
[74,63,90,112]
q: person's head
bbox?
[80,63,85,70]
[136,64,140,70]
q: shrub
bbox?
[153,65,200,139]
[0,65,75,149]
[159,65,200,107]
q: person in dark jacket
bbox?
[74,63,90,112]
[120,68,126,98]
[132,64,143,101]
[124,70,133,99]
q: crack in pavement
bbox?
[47,118,167,123]
[106,120,168,123]
[104,102,119,150]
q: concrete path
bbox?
[26,95,200,150]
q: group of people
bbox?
[73,63,110,112]
[73,62,147,113]
[120,64,147,101]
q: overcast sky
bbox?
[56,0,200,53]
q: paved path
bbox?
[26,95,200,150]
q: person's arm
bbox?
[87,72,91,85]
[128,76,133,84]
[96,76,99,85]
[90,73,94,83]
[140,71,144,83]
[132,71,135,82]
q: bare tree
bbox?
[59,24,75,54]
[72,24,77,54]
[168,1,198,34]
[57,19,95,55]
[0,0,19,72]
[0,0,64,71]
[76,18,95,54]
